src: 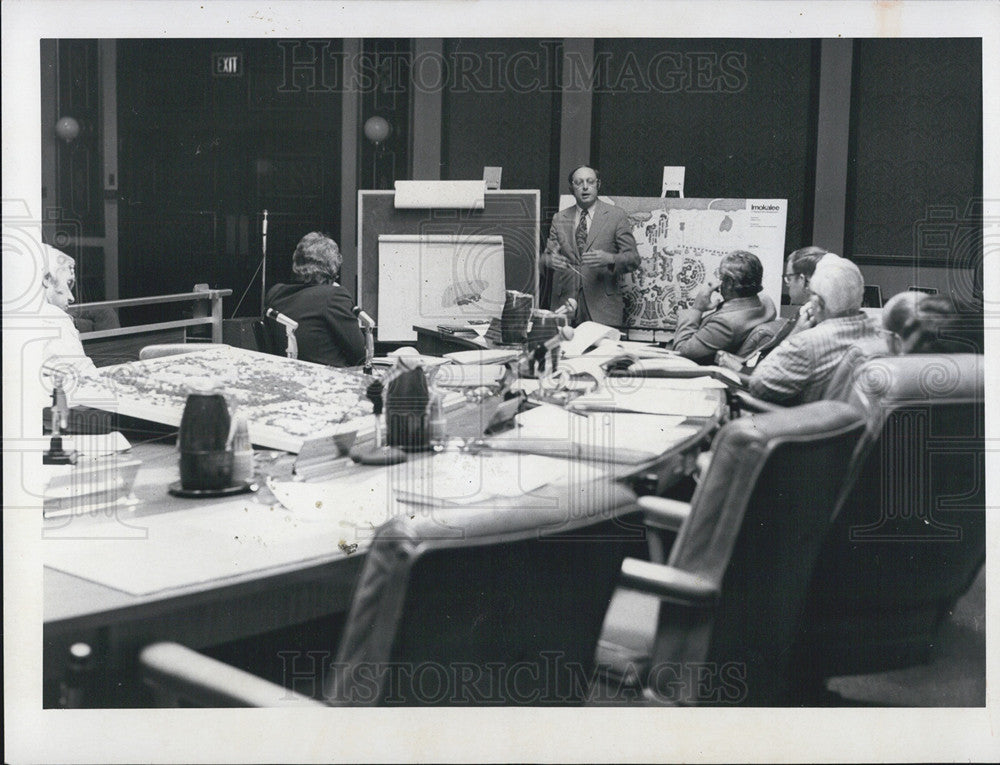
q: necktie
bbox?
[575,210,588,253]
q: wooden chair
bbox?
[789,354,985,688]
[597,400,867,705]
[141,491,646,706]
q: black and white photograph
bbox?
[3,1,998,762]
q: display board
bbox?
[377,235,507,342]
[358,190,540,339]
[75,346,375,452]
[556,196,787,330]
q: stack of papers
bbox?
[568,379,721,418]
[485,404,699,464]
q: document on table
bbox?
[568,379,722,417]
[43,491,390,597]
[390,451,570,506]
[561,321,621,357]
[444,348,521,365]
[61,431,132,457]
[433,364,506,387]
[486,404,698,464]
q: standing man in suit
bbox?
[541,166,640,326]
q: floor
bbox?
[825,566,985,706]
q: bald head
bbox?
[882,291,927,336]
[809,256,864,319]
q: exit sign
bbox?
[212,52,243,77]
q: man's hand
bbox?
[544,250,573,271]
[789,299,820,335]
[692,280,720,312]
[581,249,615,269]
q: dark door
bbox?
[117,39,344,321]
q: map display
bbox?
[75,346,377,452]
[564,197,787,330]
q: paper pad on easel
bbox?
[394,180,485,209]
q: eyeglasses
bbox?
[571,179,599,189]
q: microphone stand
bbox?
[259,209,269,317]
[353,307,376,375]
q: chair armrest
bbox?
[139,642,325,707]
[733,390,785,414]
[619,558,719,605]
[637,495,691,532]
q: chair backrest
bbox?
[327,493,645,705]
[258,312,297,358]
[253,319,277,356]
[647,401,867,705]
[735,318,786,357]
[792,353,985,677]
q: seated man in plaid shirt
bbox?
[748,255,892,405]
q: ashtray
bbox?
[168,480,257,498]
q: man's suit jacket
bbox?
[542,200,639,326]
[672,295,777,364]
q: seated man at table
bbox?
[748,255,891,405]
[715,245,829,372]
[671,250,776,363]
[265,232,366,367]
[39,245,98,381]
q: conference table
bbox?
[42,367,727,707]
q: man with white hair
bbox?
[747,255,891,404]
[38,244,97,381]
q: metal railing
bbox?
[69,289,232,344]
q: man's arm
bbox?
[747,335,814,404]
[580,209,639,274]
[672,311,738,363]
[610,213,639,274]
[541,218,571,271]
[325,290,367,366]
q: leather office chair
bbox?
[596,400,867,705]
[141,496,645,706]
[789,354,985,688]
[251,319,276,356]
[252,309,301,359]
[734,317,787,357]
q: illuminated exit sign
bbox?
[212,52,243,77]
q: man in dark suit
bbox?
[541,166,640,326]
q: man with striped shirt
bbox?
[748,255,891,405]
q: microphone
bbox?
[352,306,376,328]
[261,209,268,236]
[541,325,575,352]
[265,307,298,330]
[553,297,578,317]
